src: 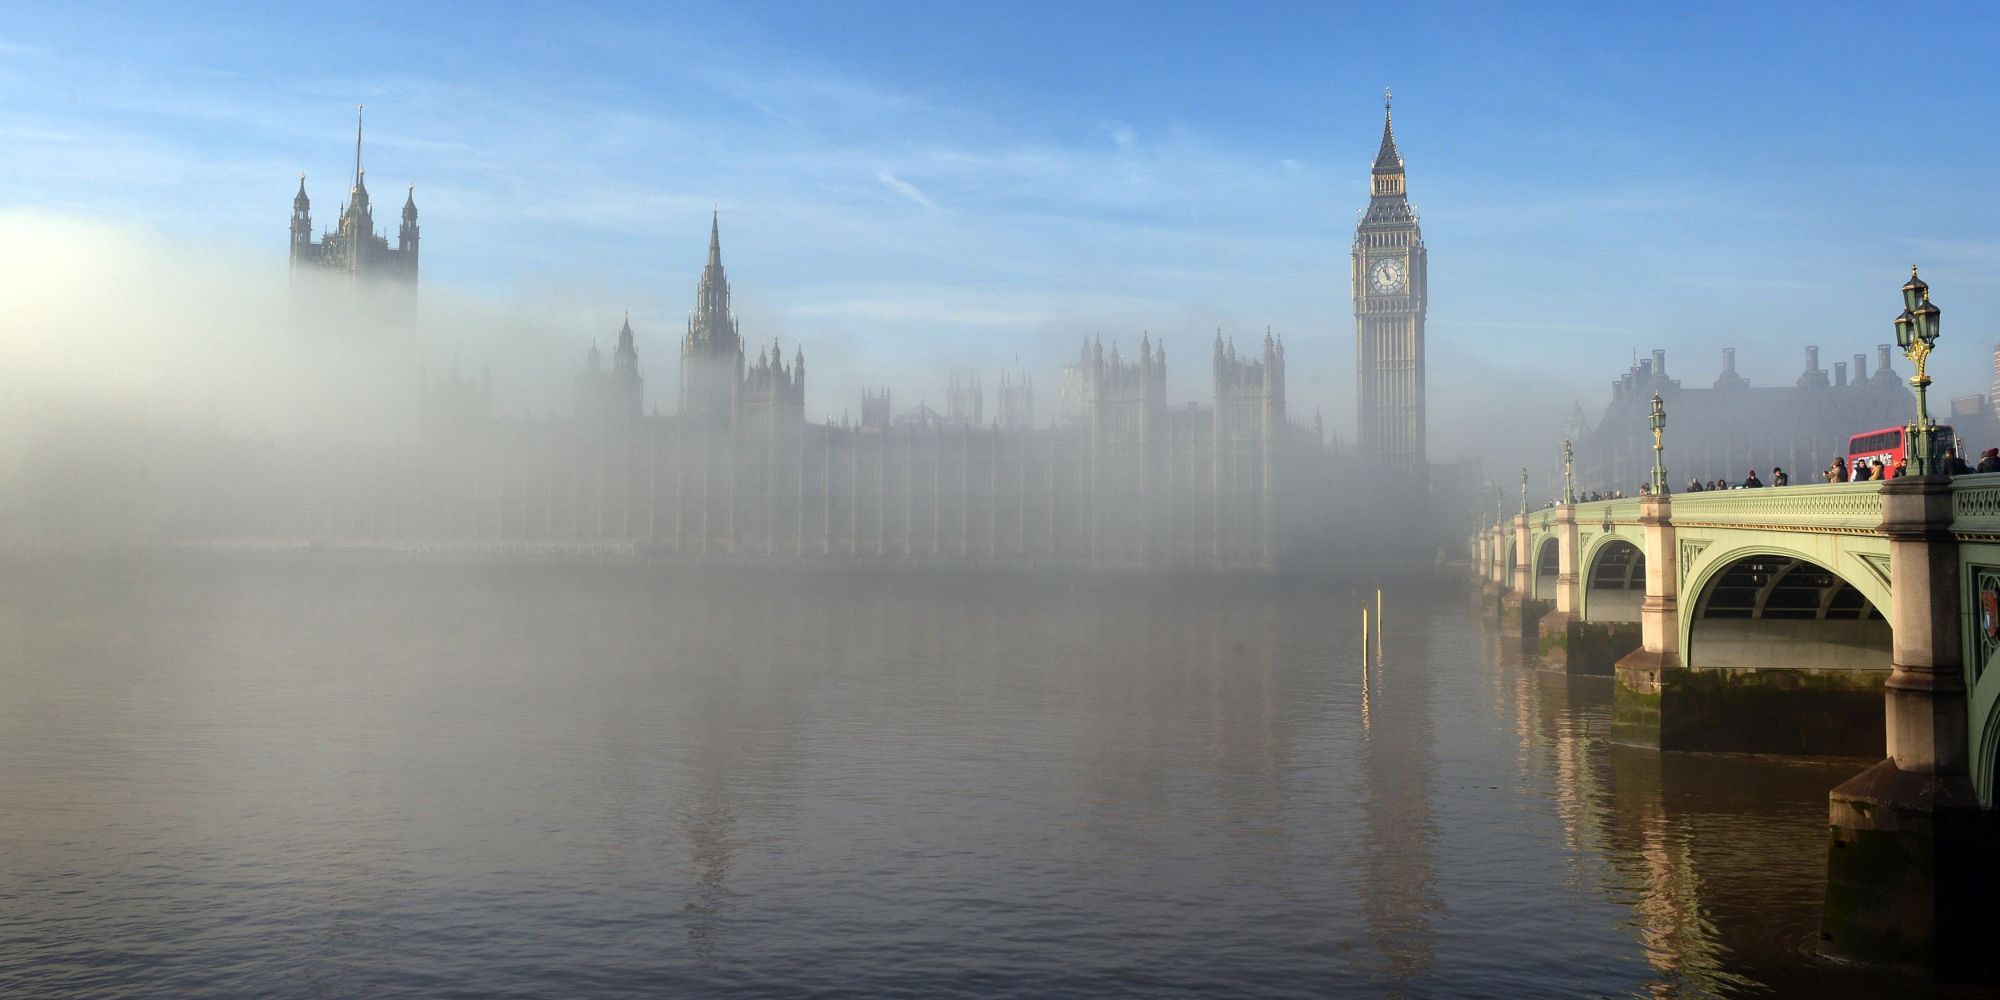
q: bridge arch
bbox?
[1579,536,1644,623]
[1531,536,1560,600]
[1680,547,1890,673]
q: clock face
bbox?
[1370,257,1405,294]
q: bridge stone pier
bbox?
[1471,475,2000,978]
[1496,512,1545,650]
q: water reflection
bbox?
[1502,662,1953,997]
[1357,588,1441,995]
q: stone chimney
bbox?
[1835,361,1848,387]
[1854,353,1868,382]
[1798,346,1829,388]
[1875,344,1898,384]
[1714,347,1748,389]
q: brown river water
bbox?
[0,555,1987,997]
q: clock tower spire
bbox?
[1352,89,1428,491]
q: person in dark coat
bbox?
[1687,477,1704,492]
[1772,467,1788,487]
[1827,459,1849,483]
[1943,449,1973,477]
[1741,469,1763,488]
[1978,448,2000,474]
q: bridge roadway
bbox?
[1471,475,2000,979]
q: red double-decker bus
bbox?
[1846,425,1955,473]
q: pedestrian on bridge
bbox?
[1981,449,2000,474]
[1772,467,1789,487]
[1740,469,1764,489]
[1826,458,1849,483]
[1687,477,1704,492]
[1944,449,1973,477]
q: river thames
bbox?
[0,556,1977,997]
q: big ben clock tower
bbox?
[1353,89,1428,489]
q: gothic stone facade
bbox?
[289,108,419,287]
[550,219,1304,568]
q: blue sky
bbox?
[2,1,1997,467]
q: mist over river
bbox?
[0,556,1969,997]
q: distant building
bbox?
[946,374,983,426]
[1574,346,1914,492]
[574,316,644,422]
[1990,342,2000,420]
[860,388,892,431]
[995,372,1035,431]
[289,108,419,289]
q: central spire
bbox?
[693,210,733,335]
[353,104,364,190]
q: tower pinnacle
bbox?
[1373,90,1402,174]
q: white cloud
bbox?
[874,170,938,213]
[1094,120,1138,150]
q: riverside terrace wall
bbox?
[48,414,1367,572]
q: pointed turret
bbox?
[398,182,420,254]
[614,314,638,368]
[289,173,313,267]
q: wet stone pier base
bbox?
[1496,592,1549,658]
[1822,759,1993,978]
[1535,610,1637,676]
[1611,666,1884,755]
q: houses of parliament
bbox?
[274,100,1433,568]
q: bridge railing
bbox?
[1568,497,1642,527]
[1947,472,2000,538]
[1666,481,1886,534]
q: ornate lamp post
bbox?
[1562,440,1575,505]
[1895,265,1943,475]
[1648,392,1668,495]
[1519,467,1529,514]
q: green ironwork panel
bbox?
[1959,543,2000,808]
[1950,478,2000,539]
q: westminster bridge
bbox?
[1471,475,2000,978]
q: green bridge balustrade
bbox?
[1469,475,2000,980]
